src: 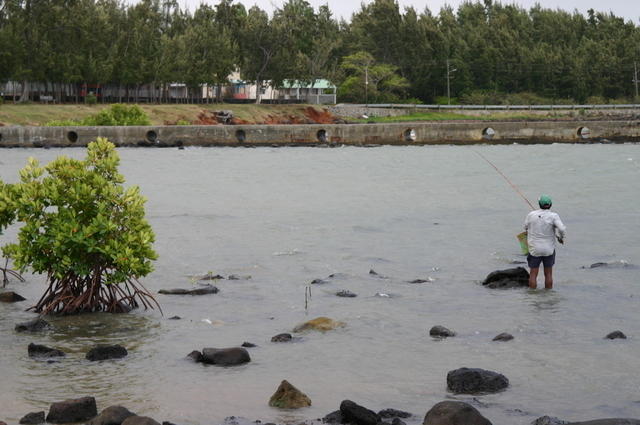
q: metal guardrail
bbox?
[338,103,640,110]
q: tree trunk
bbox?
[19,80,30,102]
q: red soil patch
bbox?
[303,107,339,124]
[193,111,219,125]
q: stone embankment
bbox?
[0,120,638,147]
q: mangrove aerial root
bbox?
[29,270,161,315]
[1,257,26,287]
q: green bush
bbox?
[45,119,84,126]
[85,92,98,105]
[45,104,151,127]
[1,138,159,314]
[175,119,191,126]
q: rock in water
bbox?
[46,397,98,423]
[482,267,529,289]
[605,331,627,340]
[336,290,357,298]
[268,380,312,408]
[293,317,345,332]
[28,343,65,358]
[19,411,45,424]
[271,333,293,342]
[492,333,514,342]
[86,345,128,361]
[323,411,343,424]
[447,368,509,394]
[430,326,456,338]
[15,318,51,332]
[158,285,219,295]
[531,416,569,425]
[423,401,492,425]
[567,420,640,425]
[0,291,26,302]
[88,406,136,425]
[340,400,380,425]
[200,347,251,366]
[379,409,412,419]
[121,417,161,425]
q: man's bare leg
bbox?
[543,266,553,289]
[529,267,539,289]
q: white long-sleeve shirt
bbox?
[524,209,567,257]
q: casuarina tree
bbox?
[1,138,160,314]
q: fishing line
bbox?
[474,150,535,210]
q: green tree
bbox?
[1,139,159,314]
[338,51,409,103]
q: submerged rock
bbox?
[86,345,128,361]
[336,290,357,298]
[0,291,26,302]
[168,316,181,320]
[241,342,257,348]
[322,411,343,424]
[369,269,388,279]
[430,325,456,338]
[293,317,345,332]
[423,401,492,425]
[46,396,98,423]
[447,367,509,394]
[605,331,627,340]
[28,343,65,358]
[340,400,380,425]
[379,409,412,419]
[482,267,529,289]
[158,285,219,295]
[531,416,569,425]
[20,411,45,424]
[87,406,136,425]
[121,416,161,425]
[227,274,251,280]
[187,350,203,362]
[15,318,51,333]
[492,333,514,342]
[271,333,293,342]
[201,347,251,366]
[268,380,312,409]
[311,279,329,285]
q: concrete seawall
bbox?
[0,120,639,147]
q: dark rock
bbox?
[162,422,177,425]
[187,350,203,362]
[268,380,312,409]
[492,333,514,342]
[423,401,492,425]
[392,419,406,425]
[336,290,357,298]
[567,420,640,425]
[322,411,343,424]
[168,316,181,320]
[46,396,98,423]
[241,342,257,348]
[198,273,225,280]
[201,347,251,366]
[158,285,219,295]
[408,279,428,284]
[340,400,380,425]
[531,416,569,425]
[271,333,293,342]
[369,269,388,278]
[87,406,136,425]
[430,325,456,338]
[379,409,412,419]
[15,318,51,332]
[28,343,65,358]
[121,416,161,425]
[447,367,509,394]
[482,267,529,289]
[605,331,627,340]
[86,345,128,361]
[20,411,45,424]
[1,420,7,425]
[228,274,251,280]
[0,291,26,302]
[311,279,329,285]
[589,262,609,268]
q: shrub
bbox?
[1,138,159,314]
[85,92,98,105]
[45,119,84,127]
[86,104,151,126]
[175,119,191,126]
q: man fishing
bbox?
[524,195,567,289]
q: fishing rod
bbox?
[474,150,535,210]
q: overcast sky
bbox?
[178,0,639,23]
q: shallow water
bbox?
[1,144,639,425]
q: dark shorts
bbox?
[527,251,556,268]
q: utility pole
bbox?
[446,59,457,105]
[634,62,639,102]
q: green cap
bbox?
[538,194,552,207]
